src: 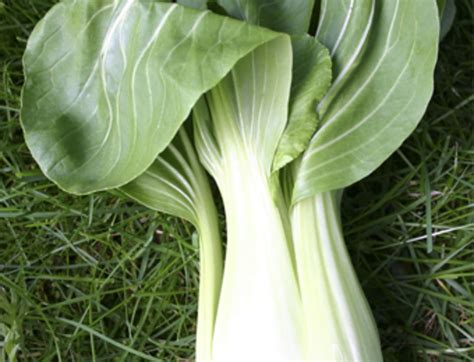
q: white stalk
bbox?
[211,148,303,361]
[291,191,382,361]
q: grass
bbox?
[0,0,473,361]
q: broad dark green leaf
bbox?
[273,35,331,171]
[21,0,279,194]
[293,0,439,202]
[216,0,315,34]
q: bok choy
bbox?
[20,0,439,360]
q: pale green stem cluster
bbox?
[292,191,382,361]
[204,167,383,361]
[211,148,303,361]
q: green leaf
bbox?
[21,0,279,194]
[439,0,456,41]
[437,0,446,12]
[216,0,315,34]
[178,0,208,10]
[120,127,210,226]
[315,0,375,115]
[272,35,331,171]
[293,0,439,202]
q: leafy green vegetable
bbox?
[21,0,440,360]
